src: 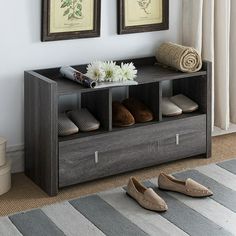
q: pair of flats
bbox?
[58,108,100,137]
[127,173,213,212]
[162,94,199,117]
[113,98,153,127]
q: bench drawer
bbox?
[59,115,206,188]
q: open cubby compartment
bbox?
[161,74,208,122]
[110,82,161,131]
[129,82,161,121]
[58,88,112,142]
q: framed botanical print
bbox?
[117,0,169,34]
[42,0,101,41]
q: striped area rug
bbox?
[1,159,236,236]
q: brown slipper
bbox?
[112,101,135,127]
[122,98,154,123]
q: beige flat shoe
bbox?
[126,177,168,212]
[158,173,213,197]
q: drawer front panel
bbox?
[59,115,206,188]
[59,142,156,187]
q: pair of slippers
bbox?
[58,108,100,137]
[112,98,154,127]
[162,94,199,117]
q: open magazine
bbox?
[60,66,138,89]
[94,80,138,88]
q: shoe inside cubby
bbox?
[111,83,161,131]
[161,76,207,122]
[58,89,111,141]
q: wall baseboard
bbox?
[6,145,24,173]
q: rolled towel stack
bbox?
[156,42,202,73]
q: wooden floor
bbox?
[1,133,236,216]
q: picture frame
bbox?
[42,0,101,42]
[117,0,169,35]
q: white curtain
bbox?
[182,0,236,130]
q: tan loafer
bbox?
[126,177,168,212]
[158,173,213,197]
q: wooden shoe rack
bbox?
[24,57,212,196]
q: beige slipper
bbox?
[162,97,182,117]
[126,177,168,212]
[170,94,199,113]
[158,173,213,197]
[58,113,79,137]
[67,109,100,132]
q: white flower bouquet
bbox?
[86,60,138,82]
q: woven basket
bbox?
[0,137,7,166]
[0,160,11,195]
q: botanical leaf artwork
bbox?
[137,0,151,14]
[61,0,83,20]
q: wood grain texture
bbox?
[82,89,112,131]
[33,57,207,96]
[59,115,206,187]
[173,61,212,158]
[25,57,212,195]
[205,61,212,157]
[24,71,58,196]
[129,82,161,121]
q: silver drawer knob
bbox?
[176,134,180,145]
[95,151,99,164]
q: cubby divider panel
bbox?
[129,82,161,121]
[81,89,112,131]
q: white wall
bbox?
[0,0,182,148]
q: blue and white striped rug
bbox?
[1,159,236,236]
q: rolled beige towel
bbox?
[156,42,202,73]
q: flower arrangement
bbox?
[86,61,137,82]
[86,61,105,82]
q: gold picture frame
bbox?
[118,0,169,34]
[42,0,101,41]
